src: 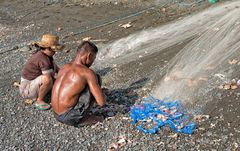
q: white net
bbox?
[97,0,240,103]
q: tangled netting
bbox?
[130,96,196,134]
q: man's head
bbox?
[77,41,98,67]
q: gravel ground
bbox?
[1,0,240,150]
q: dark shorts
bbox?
[54,74,101,127]
[54,86,91,126]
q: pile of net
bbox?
[130,96,196,134]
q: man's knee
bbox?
[41,74,53,86]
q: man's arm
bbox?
[86,70,106,106]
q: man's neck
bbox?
[74,58,84,65]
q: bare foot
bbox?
[36,99,47,105]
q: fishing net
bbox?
[98,1,240,103]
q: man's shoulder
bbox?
[72,65,96,78]
[60,63,92,73]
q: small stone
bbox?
[210,123,216,128]
[194,114,210,121]
[213,27,220,31]
[24,99,34,105]
[230,84,238,90]
[223,84,231,90]
[206,131,212,136]
[122,117,129,120]
[120,22,132,29]
[13,81,20,87]
[216,93,222,98]
[198,127,205,131]
[12,46,19,50]
[64,49,71,53]
[107,112,114,117]
[161,8,166,12]
[169,133,178,138]
[82,37,92,41]
[234,143,238,148]
[228,59,238,65]
[57,27,62,31]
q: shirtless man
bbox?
[51,41,107,126]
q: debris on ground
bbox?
[119,22,132,29]
[214,73,225,80]
[160,7,166,12]
[64,49,71,53]
[91,39,108,42]
[24,99,34,105]
[130,96,197,134]
[219,80,239,90]
[168,133,178,139]
[228,59,238,65]
[91,122,103,129]
[237,80,240,86]
[13,81,20,87]
[19,46,31,52]
[57,27,62,31]
[82,37,92,41]
[108,136,132,151]
[194,114,210,122]
[122,117,130,120]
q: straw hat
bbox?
[34,34,65,51]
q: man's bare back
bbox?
[52,63,87,114]
[51,41,106,126]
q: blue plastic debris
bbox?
[130,96,196,134]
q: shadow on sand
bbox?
[90,77,149,118]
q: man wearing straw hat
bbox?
[19,34,64,110]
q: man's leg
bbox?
[36,74,53,105]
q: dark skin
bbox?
[51,49,107,123]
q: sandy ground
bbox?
[1,0,240,150]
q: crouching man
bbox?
[51,41,107,127]
[19,34,64,110]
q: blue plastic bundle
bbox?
[130,96,196,134]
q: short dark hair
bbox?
[77,41,98,53]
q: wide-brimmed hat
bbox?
[34,34,65,51]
